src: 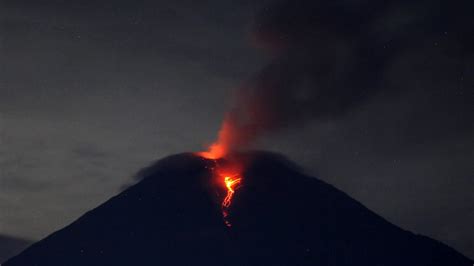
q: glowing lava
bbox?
[203,162,243,227]
[222,176,242,209]
[221,175,242,227]
[198,119,243,227]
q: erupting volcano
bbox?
[197,119,244,227]
[198,155,244,227]
[198,118,234,159]
[4,152,472,266]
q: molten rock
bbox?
[5,152,472,266]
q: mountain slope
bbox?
[5,152,472,265]
[0,235,32,264]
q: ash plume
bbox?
[214,0,473,154]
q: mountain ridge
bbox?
[5,151,472,265]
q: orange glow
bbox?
[222,176,242,208]
[221,174,242,227]
[198,118,234,159]
[198,143,226,160]
[197,117,243,227]
[210,165,243,227]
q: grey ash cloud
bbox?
[225,0,473,147]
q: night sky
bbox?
[1,0,473,259]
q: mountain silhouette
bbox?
[0,235,32,264]
[5,152,472,266]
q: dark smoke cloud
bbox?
[223,0,474,151]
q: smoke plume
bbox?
[206,0,473,157]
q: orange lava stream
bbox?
[221,175,242,227]
[197,147,242,227]
[222,176,242,209]
[197,121,243,227]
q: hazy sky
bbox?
[1,0,473,259]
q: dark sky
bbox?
[0,0,473,259]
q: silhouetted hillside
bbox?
[0,235,32,264]
[5,152,472,265]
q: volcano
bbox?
[5,152,472,266]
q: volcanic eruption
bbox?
[4,152,472,266]
[4,0,473,265]
[198,148,243,227]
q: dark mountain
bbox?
[5,152,472,265]
[0,235,32,264]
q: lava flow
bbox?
[222,176,242,209]
[199,155,243,227]
[198,121,243,227]
[221,175,242,227]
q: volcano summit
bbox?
[5,152,472,266]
